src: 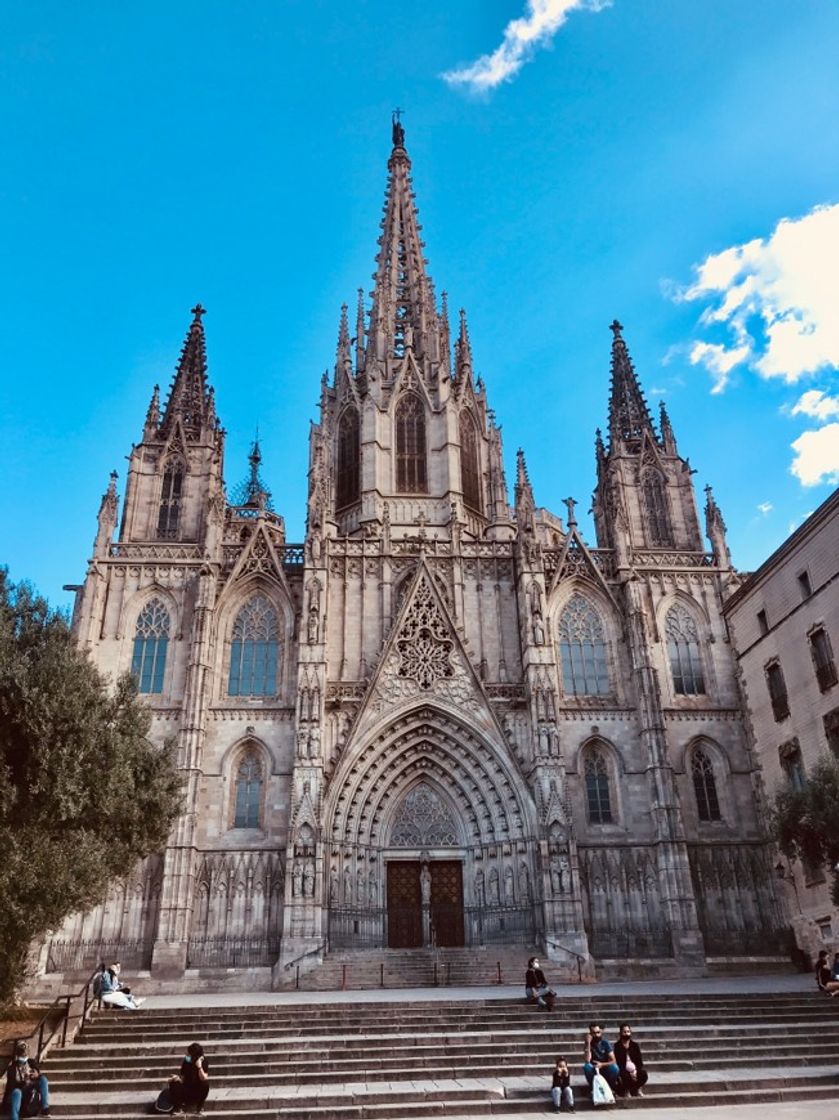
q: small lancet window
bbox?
[131,598,170,694]
[691,747,721,821]
[228,595,280,697]
[558,594,611,696]
[336,407,360,509]
[584,745,613,824]
[233,751,263,829]
[459,412,482,513]
[395,394,427,493]
[157,460,184,539]
[665,604,706,695]
[642,469,673,546]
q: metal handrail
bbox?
[545,938,588,982]
[283,941,327,971]
[13,967,102,1063]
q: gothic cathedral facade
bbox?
[54,123,783,982]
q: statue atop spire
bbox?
[392,107,406,149]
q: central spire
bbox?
[607,320,656,449]
[368,114,436,363]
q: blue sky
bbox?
[2,1,838,608]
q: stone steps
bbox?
[40,991,839,1119]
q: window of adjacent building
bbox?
[757,609,769,636]
[395,394,427,493]
[157,460,184,539]
[131,598,170,694]
[584,745,613,824]
[558,594,611,696]
[797,569,812,600]
[233,751,263,829]
[641,469,673,547]
[809,626,838,693]
[665,604,706,695]
[817,918,833,941]
[459,412,482,513]
[228,595,279,697]
[824,707,839,759]
[765,660,790,722]
[691,747,721,821]
[336,406,360,509]
[778,738,805,790]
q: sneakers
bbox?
[133,997,146,1007]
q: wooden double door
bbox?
[386,860,464,948]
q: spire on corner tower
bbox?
[354,288,366,373]
[659,399,677,453]
[336,303,351,370]
[159,304,214,440]
[607,320,656,449]
[454,308,473,383]
[515,448,535,511]
[704,485,731,567]
[144,384,160,439]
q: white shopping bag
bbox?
[591,1071,616,1107]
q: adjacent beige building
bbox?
[724,487,839,961]
[49,122,786,985]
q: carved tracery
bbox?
[389,784,460,847]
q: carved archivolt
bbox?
[326,704,533,849]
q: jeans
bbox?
[8,1076,49,1120]
[526,984,551,1007]
[583,1061,620,1087]
[551,1085,574,1109]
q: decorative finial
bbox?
[609,319,623,338]
[563,496,578,528]
[392,107,406,149]
[191,303,206,321]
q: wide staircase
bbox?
[44,991,839,1118]
[282,948,548,990]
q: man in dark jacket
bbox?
[614,1023,648,1098]
[4,1042,50,1120]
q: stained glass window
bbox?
[234,752,263,829]
[558,594,610,696]
[459,412,482,513]
[131,598,170,694]
[228,595,279,697]
[584,746,613,824]
[666,604,705,695]
[336,407,360,509]
[691,747,721,821]
[395,395,427,493]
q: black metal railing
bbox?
[328,902,537,950]
[46,939,153,973]
[12,968,101,1063]
[588,927,673,959]
[185,936,280,968]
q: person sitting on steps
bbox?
[99,961,145,1010]
[550,1054,575,1113]
[525,956,556,1011]
[3,1042,50,1120]
[582,1022,620,1093]
[169,1043,210,1116]
[614,1023,648,1098]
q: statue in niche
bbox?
[504,865,515,904]
[357,867,366,905]
[474,870,485,905]
[303,861,315,898]
[343,867,352,903]
[519,863,531,901]
[329,866,338,902]
[307,605,319,644]
[308,724,321,759]
[420,862,432,905]
[368,871,377,904]
[532,611,545,645]
[292,863,303,897]
[488,868,500,905]
[297,730,309,759]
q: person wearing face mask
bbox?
[169,1043,210,1116]
[525,956,556,1011]
[614,1023,648,1098]
[3,1042,49,1120]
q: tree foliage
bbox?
[773,753,839,906]
[0,571,182,1002]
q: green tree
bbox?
[773,753,839,905]
[0,571,182,1003]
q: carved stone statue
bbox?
[302,861,315,898]
[307,606,319,644]
[329,866,338,901]
[533,611,545,645]
[308,724,321,758]
[292,863,303,897]
[420,862,432,905]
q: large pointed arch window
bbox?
[642,469,673,546]
[665,604,706,695]
[157,459,184,539]
[395,394,427,493]
[558,593,611,696]
[233,750,263,829]
[336,407,360,509]
[459,412,482,513]
[584,744,613,824]
[228,595,279,697]
[131,598,170,694]
[691,746,721,821]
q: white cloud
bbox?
[677,202,839,386]
[442,0,610,92]
[688,340,751,395]
[757,502,773,515]
[790,423,839,487]
[790,389,839,421]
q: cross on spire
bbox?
[191,303,206,320]
[392,108,406,148]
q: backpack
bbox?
[151,1087,174,1114]
[21,1084,43,1119]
